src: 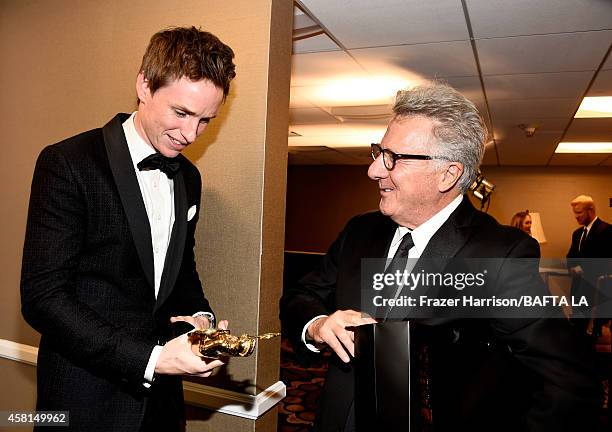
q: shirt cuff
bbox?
[301,315,328,353]
[192,311,215,328]
[143,345,164,388]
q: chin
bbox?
[159,148,180,158]
[379,205,394,218]
[379,197,397,214]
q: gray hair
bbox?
[392,81,488,193]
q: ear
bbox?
[437,162,463,193]
[136,73,151,104]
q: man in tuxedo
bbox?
[20,27,235,431]
[280,82,601,431]
[567,195,612,336]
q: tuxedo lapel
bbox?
[155,165,188,312]
[586,218,603,243]
[103,114,155,289]
[421,196,476,260]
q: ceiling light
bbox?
[555,142,612,153]
[330,105,392,121]
[313,76,412,106]
[288,134,385,148]
[574,96,612,118]
[288,125,387,148]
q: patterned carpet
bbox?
[278,337,328,432]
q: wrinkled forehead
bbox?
[386,115,438,150]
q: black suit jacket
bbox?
[281,196,601,432]
[568,218,612,261]
[21,114,212,431]
[567,218,612,310]
[568,217,612,273]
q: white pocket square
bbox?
[187,205,197,221]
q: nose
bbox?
[368,153,388,180]
[180,118,202,144]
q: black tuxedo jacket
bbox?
[568,218,612,260]
[567,218,612,304]
[567,218,612,277]
[21,114,212,431]
[281,196,601,432]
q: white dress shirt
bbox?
[123,112,175,296]
[583,216,598,237]
[123,112,175,384]
[302,194,464,352]
[387,194,463,260]
[573,216,599,270]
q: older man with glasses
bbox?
[281,82,601,432]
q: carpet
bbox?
[278,337,329,432]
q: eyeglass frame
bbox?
[370,143,449,171]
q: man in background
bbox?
[567,195,612,337]
[281,82,601,431]
[21,27,235,431]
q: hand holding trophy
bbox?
[188,327,280,358]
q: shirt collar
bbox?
[122,111,156,170]
[585,216,598,233]
[392,194,464,255]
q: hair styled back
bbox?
[393,82,488,193]
[570,195,595,211]
[139,26,236,99]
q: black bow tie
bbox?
[137,153,181,179]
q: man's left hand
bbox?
[170,315,229,330]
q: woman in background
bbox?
[511,210,532,235]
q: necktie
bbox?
[137,153,180,179]
[377,232,415,319]
[386,232,415,274]
[578,227,588,252]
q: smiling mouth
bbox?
[169,136,187,147]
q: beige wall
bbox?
[0,1,292,430]
[285,165,612,258]
[480,166,612,258]
[0,358,36,431]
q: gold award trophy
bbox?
[188,328,280,358]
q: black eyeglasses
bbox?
[371,143,447,171]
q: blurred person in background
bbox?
[510,210,532,236]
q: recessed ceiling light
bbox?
[312,76,413,106]
[574,96,612,118]
[555,142,612,153]
[288,124,387,148]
